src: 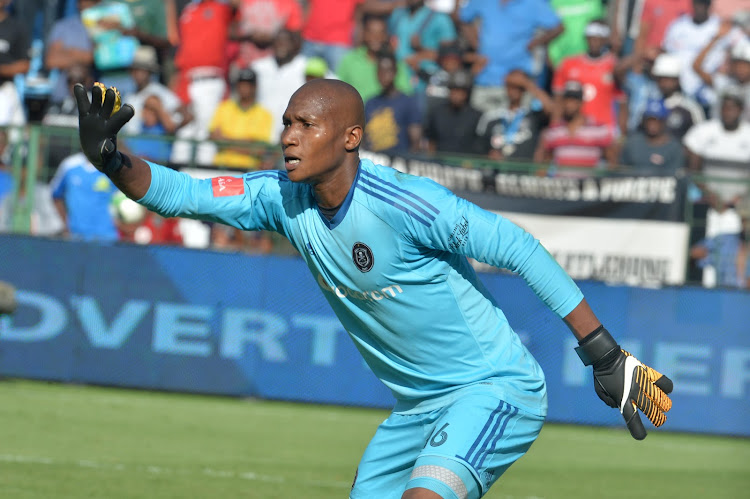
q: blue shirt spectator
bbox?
[45,6,94,104]
[50,152,119,242]
[389,1,456,90]
[460,0,561,87]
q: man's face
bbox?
[643,116,665,138]
[377,58,396,89]
[692,1,710,22]
[562,96,582,120]
[130,68,151,88]
[439,54,462,73]
[363,18,388,54]
[721,98,743,128]
[280,92,347,184]
[586,35,607,57]
[731,60,750,83]
[237,81,256,102]
[274,32,295,63]
[448,87,469,108]
[657,76,680,96]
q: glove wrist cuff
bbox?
[575,326,619,366]
[102,151,123,176]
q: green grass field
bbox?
[0,380,747,499]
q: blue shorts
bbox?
[350,383,545,499]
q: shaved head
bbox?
[289,79,365,133]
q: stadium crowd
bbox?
[0,0,749,288]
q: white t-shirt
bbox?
[683,120,750,203]
[252,54,308,143]
[662,14,744,98]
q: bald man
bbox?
[75,81,674,499]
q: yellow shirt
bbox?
[209,100,273,169]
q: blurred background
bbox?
[0,3,748,495]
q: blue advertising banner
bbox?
[0,235,748,436]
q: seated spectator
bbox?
[689,207,745,287]
[652,53,706,139]
[301,0,363,71]
[424,69,483,155]
[634,0,691,57]
[231,0,303,69]
[0,0,30,128]
[44,0,96,105]
[684,87,750,214]
[171,0,233,164]
[661,0,745,104]
[476,70,553,162]
[548,0,606,68]
[209,68,273,169]
[424,42,466,117]
[619,99,686,173]
[337,14,412,103]
[460,0,562,112]
[50,151,119,242]
[125,95,173,164]
[694,34,750,121]
[553,20,627,133]
[123,46,191,136]
[535,81,617,172]
[252,29,308,143]
[364,51,422,154]
[389,0,457,93]
[80,0,139,95]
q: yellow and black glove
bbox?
[576,326,673,440]
[74,82,134,175]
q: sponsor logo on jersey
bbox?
[316,274,403,302]
[352,242,374,272]
[211,176,244,197]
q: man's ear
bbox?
[345,125,363,152]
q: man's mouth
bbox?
[284,156,301,167]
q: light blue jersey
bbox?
[139,159,583,417]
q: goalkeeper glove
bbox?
[576,326,673,440]
[74,83,134,175]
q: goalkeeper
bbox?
[75,81,673,499]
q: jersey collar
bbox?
[316,160,362,230]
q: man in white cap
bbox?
[651,53,706,139]
[694,34,750,121]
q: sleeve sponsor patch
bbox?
[212,176,245,197]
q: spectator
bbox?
[209,68,273,169]
[0,0,30,128]
[662,0,745,103]
[619,99,687,173]
[689,207,745,287]
[50,151,119,242]
[171,0,233,164]
[80,0,140,96]
[301,0,363,71]
[43,64,95,129]
[337,14,412,103]
[108,0,175,52]
[548,0,606,68]
[125,95,173,163]
[304,57,330,82]
[460,0,562,112]
[652,53,706,139]
[231,0,304,69]
[423,42,466,116]
[621,46,662,132]
[389,0,457,93]
[634,0,691,56]
[44,0,96,105]
[424,69,483,155]
[252,29,308,143]
[553,19,627,133]
[535,81,617,172]
[123,46,191,136]
[694,33,750,121]
[363,51,422,154]
[684,86,750,214]
[476,69,553,162]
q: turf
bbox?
[0,380,747,499]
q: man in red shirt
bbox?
[535,81,617,172]
[552,20,627,132]
[231,0,304,68]
[301,0,364,71]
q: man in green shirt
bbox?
[548,0,605,67]
[337,14,412,103]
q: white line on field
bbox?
[0,454,351,490]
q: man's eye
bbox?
[303,122,313,128]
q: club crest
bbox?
[352,242,374,273]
